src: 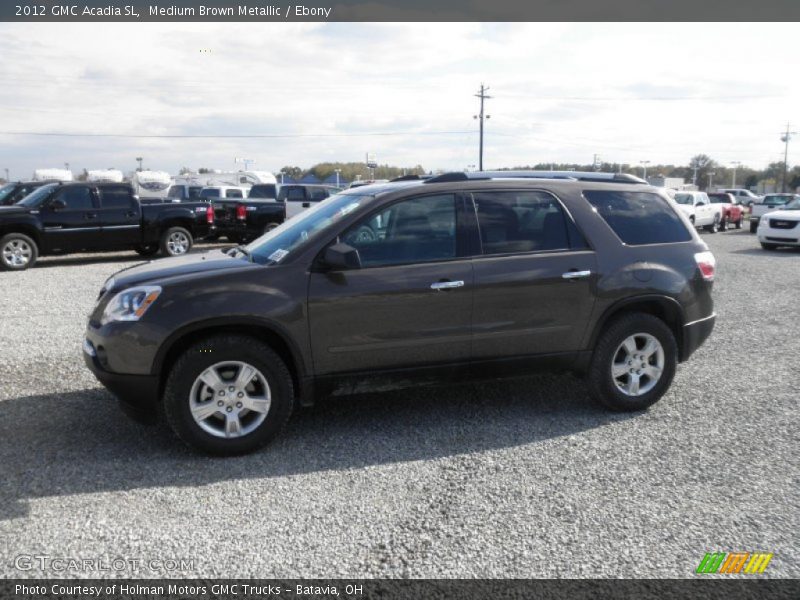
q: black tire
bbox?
[719,216,728,231]
[704,215,720,233]
[134,244,159,257]
[750,221,758,233]
[761,243,778,250]
[0,232,38,271]
[735,216,743,229]
[587,312,678,412]
[163,335,294,455]
[160,226,193,257]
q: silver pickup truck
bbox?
[749,193,800,232]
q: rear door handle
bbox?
[562,270,591,280]
[431,280,465,291]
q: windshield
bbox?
[17,183,57,207]
[249,184,277,199]
[0,184,15,204]
[763,195,793,205]
[674,193,694,205]
[709,195,729,204]
[782,198,800,210]
[245,192,369,265]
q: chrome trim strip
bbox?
[684,313,716,328]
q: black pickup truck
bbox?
[207,184,285,243]
[0,182,215,270]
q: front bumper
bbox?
[83,338,159,424]
[681,313,716,362]
[757,224,800,245]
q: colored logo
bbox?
[696,552,773,574]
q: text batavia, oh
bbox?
[150,5,334,17]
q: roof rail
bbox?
[389,174,428,182]
[424,170,647,185]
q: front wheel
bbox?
[750,221,758,233]
[761,242,778,250]
[587,312,678,412]
[162,335,294,455]
[0,233,38,271]
[160,226,193,256]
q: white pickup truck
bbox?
[749,193,800,232]
[673,191,725,233]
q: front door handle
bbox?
[562,270,591,280]
[431,280,465,291]
[85,212,98,220]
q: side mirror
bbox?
[323,243,361,270]
[50,198,66,210]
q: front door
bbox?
[97,185,141,247]
[40,186,100,253]
[468,190,597,362]
[308,193,473,376]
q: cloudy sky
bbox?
[0,22,798,179]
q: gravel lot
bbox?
[0,231,797,579]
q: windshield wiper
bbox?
[232,245,253,261]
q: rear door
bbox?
[97,185,141,247]
[39,186,100,252]
[469,190,597,364]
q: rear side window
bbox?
[200,188,221,198]
[225,189,243,198]
[584,191,692,245]
[100,186,133,208]
[249,184,277,199]
[188,187,202,199]
[167,186,184,199]
[472,191,575,254]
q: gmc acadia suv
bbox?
[84,171,716,455]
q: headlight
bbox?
[758,216,770,228]
[101,286,162,324]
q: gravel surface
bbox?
[0,231,797,579]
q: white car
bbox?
[673,191,724,233]
[717,188,762,207]
[757,197,800,249]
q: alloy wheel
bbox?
[611,333,665,397]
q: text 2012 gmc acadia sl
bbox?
[84,171,716,455]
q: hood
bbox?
[762,208,800,220]
[107,249,259,290]
[0,205,31,215]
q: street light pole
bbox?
[641,160,650,180]
[780,123,797,193]
[707,171,715,190]
[473,84,492,171]
[334,169,341,187]
[135,157,143,172]
[730,161,741,187]
[4,168,9,182]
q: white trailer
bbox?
[32,168,73,182]
[198,170,277,187]
[87,169,124,183]
[130,170,172,198]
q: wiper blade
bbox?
[232,245,253,261]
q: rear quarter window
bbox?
[583,190,692,245]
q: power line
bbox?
[0,130,475,139]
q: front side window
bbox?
[188,186,203,199]
[200,188,221,199]
[309,187,329,202]
[286,187,306,201]
[167,186,184,199]
[472,191,574,254]
[53,186,93,210]
[584,190,692,245]
[341,194,457,267]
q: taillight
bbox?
[236,204,247,221]
[694,251,716,281]
[206,204,214,224]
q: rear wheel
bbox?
[0,233,38,271]
[162,335,294,455]
[719,216,728,231]
[587,312,677,412]
[160,226,193,256]
[705,215,720,233]
[750,220,758,233]
[735,215,743,229]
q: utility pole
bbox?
[730,161,741,187]
[473,84,492,171]
[640,160,650,180]
[136,157,143,172]
[780,123,797,193]
[4,168,9,182]
[707,171,715,190]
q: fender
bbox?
[585,293,686,351]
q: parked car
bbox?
[717,188,762,208]
[84,171,716,455]
[210,197,285,243]
[166,184,204,203]
[749,193,800,233]
[0,181,51,206]
[673,191,724,232]
[707,192,745,230]
[278,184,342,219]
[0,182,215,270]
[199,186,249,200]
[756,196,800,249]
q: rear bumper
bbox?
[681,313,716,362]
[83,340,159,424]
